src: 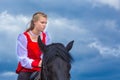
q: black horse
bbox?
[32,36,74,80]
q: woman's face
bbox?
[34,16,47,32]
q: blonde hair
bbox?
[26,12,47,32]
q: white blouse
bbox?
[16,32,51,69]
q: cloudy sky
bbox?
[0,0,120,80]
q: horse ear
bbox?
[38,36,47,53]
[66,40,74,52]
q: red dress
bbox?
[16,31,46,74]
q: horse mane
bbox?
[43,43,73,64]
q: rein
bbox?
[41,62,49,80]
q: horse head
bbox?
[38,36,74,80]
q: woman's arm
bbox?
[17,33,34,69]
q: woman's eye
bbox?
[40,22,47,24]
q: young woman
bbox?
[16,12,51,80]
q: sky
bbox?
[0,0,120,80]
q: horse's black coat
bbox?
[37,36,74,80]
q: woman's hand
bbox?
[38,60,42,67]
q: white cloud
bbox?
[0,71,17,77]
[0,71,17,80]
[91,19,119,32]
[88,40,120,57]
[89,0,120,10]
[104,20,117,29]
[47,16,120,58]
[0,11,30,34]
[0,11,30,60]
[47,17,91,42]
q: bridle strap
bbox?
[42,64,49,80]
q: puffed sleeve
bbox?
[17,33,33,69]
[45,32,52,45]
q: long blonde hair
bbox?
[26,12,47,32]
